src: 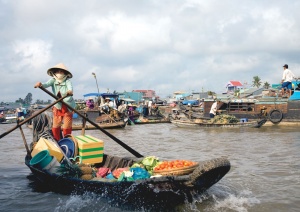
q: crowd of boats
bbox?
[3,82,300,128]
[62,84,300,129]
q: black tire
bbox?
[184,157,230,189]
[268,109,283,124]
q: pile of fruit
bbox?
[209,114,239,124]
[153,160,197,172]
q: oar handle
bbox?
[0,94,69,139]
[38,86,144,158]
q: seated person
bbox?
[86,97,95,109]
[100,98,111,113]
[117,101,127,113]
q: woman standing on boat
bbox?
[34,63,76,141]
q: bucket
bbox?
[240,118,248,123]
[30,150,52,169]
[43,157,61,174]
[58,138,76,158]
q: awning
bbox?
[121,98,136,102]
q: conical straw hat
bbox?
[47,63,72,78]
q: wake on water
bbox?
[50,181,259,212]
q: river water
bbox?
[0,122,299,212]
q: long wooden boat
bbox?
[1,113,17,124]
[25,153,230,208]
[133,119,171,124]
[72,120,127,130]
[171,118,266,128]
[201,87,300,124]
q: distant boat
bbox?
[171,118,266,128]
[1,113,17,124]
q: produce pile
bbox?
[57,156,199,182]
[209,114,239,124]
[153,160,197,172]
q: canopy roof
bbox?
[83,93,119,98]
[120,98,136,102]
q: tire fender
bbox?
[268,109,283,124]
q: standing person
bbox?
[34,63,75,141]
[281,64,295,97]
[209,99,219,118]
[148,100,153,115]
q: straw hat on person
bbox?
[47,63,73,78]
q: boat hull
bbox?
[25,155,230,207]
[171,119,264,128]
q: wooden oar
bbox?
[37,86,144,158]
[0,95,69,139]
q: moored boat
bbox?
[171,118,266,128]
[202,82,300,125]
[1,113,17,124]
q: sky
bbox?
[1,0,300,102]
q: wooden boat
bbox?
[25,153,230,208]
[1,113,17,124]
[72,120,127,130]
[201,83,300,124]
[171,118,266,128]
[133,118,171,124]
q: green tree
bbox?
[264,81,270,89]
[252,76,262,88]
[15,98,24,104]
[35,99,43,104]
[24,93,33,105]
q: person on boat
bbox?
[100,98,111,114]
[209,99,220,118]
[86,97,95,110]
[117,100,127,113]
[34,63,75,141]
[148,100,153,115]
[281,64,295,97]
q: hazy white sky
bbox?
[1,0,300,102]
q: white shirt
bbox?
[282,69,295,82]
[210,102,218,115]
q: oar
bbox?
[37,86,144,158]
[0,95,69,139]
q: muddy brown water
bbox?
[0,123,299,211]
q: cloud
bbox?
[12,39,52,71]
[1,0,300,102]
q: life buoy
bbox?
[268,109,283,124]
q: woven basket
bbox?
[153,163,199,176]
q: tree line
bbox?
[14,93,51,105]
